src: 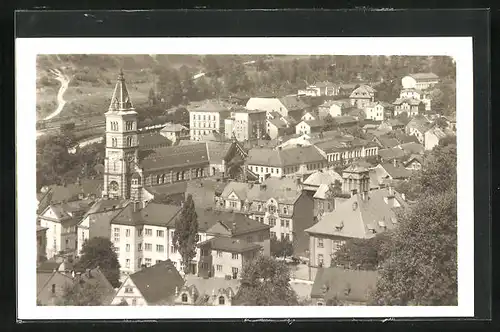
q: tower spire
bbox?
[109,69,134,111]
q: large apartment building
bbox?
[224,108,267,142]
[188,101,231,141]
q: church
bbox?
[102,71,248,204]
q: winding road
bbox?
[43,68,71,121]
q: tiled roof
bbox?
[319,99,351,109]
[406,117,432,134]
[41,200,94,222]
[349,85,376,98]
[393,98,422,106]
[267,118,287,129]
[198,236,262,253]
[129,260,185,305]
[383,119,405,127]
[139,143,209,171]
[398,142,425,155]
[409,72,439,81]
[206,141,233,165]
[161,123,188,132]
[82,198,127,218]
[375,135,400,148]
[404,154,424,167]
[76,267,116,305]
[37,260,62,273]
[108,70,134,111]
[378,148,406,161]
[189,100,231,113]
[311,267,378,303]
[145,181,188,197]
[138,132,172,149]
[279,96,309,111]
[426,126,447,140]
[305,188,403,239]
[111,202,182,227]
[378,163,412,179]
[43,179,102,204]
[300,119,324,129]
[198,209,271,235]
[333,116,359,125]
[246,145,325,167]
[343,163,370,174]
[221,181,251,200]
[247,177,303,204]
[185,179,227,209]
[304,170,342,187]
[184,275,240,299]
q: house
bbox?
[298,81,340,97]
[174,275,240,306]
[424,126,448,151]
[184,178,227,210]
[397,142,425,155]
[138,131,172,150]
[349,85,376,109]
[440,115,457,131]
[405,116,432,144]
[310,267,378,305]
[344,108,366,121]
[302,170,343,217]
[246,96,308,118]
[224,108,267,142]
[314,137,379,166]
[393,98,425,117]
[378,119,405,132]
[305,166,405,268]
[245,145,327,182]
[377,147,407,163]
[38,200,95,259]
[73,267,116,305]
[266,117,294,140]
[317,100,351,119]
[301,111,317,121]
[159,123,189,143]
[37,269,74,305]
[216,177,315,255]
[111,260,185,306]
[372,162,412,185]
[399,88,432,112]
[188,100,231,141]
[401,72,439,90]
[372,135,400,149]
[404,154,424,171]
[363,102,385,122]
[295,119,324,135]
[275,133,312,150]
[38,179,102,208]
[37,225,48,263]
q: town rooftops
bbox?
[197,236,262,254]
[111,202,182,227]
[279,95,309,111]
[184,275,240,300]
[129,260,185,305]
[40,200,94,222]
[194,208,271,235]
[375,135,400,149]
[401,87,424,94]
[82,198,128,218]
[300,119,324,129]
[188,100,231,113]
[332,116,359,125]
[303,170,342,188]
[406,116,432,134]
[393,97,423,106]
[40,179,102,205]
[398,142,425,155]
[311,267,378,303]
[247,177,303,205]
[319,99,351,109]
[377,162,412,179]
[267,117,288,129]
[185,178,227,208]
[246,145,325,168]
[426,126,448,139]
[139,142,209,171]
[305,188,403,239]
[161,122,188,132]
[378,147,407,161]
[75,267,116,305]
[221,181,251,201]
[311,81,339,88]
[138,131,171,149]
[404,154,424,167]
[409,72,439,81]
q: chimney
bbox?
[133,201,140,212]
[175,286,179,297]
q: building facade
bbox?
[224,109,266,142]
[189,101,231,141]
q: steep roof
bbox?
[195,209,271,235]
[108,70,134,111]
[189,100,230,113]
[206,141,233,165]
[267,117,288,129]
[378,163,412,179]
[404,154,424,167]
[247,177,303,204]
[139,143,209,171]
[185,179,227,209]
[111,202,182,227]
[246,145,325,167]
[398,142,425,155]
[426,126,447,139]
[129,260,185,305]
[311,267,378,303]
[76,267,116,305]
[333,116,358,125]
[393,97,423,106]
[305,188,403,239]
[82,198,127,218]
[184,276,240,299]
[37,260,62,273]
[409,72,439,81]
[279,96,309,111]
[161,123,188,132]
[319,99,351,109]
[378,147,407,161]
[221,181,251,200]
[42,179,102,204]
[197,237,262,253]
[375,135,400,149]
[406,117,432,134]
[299,119,323,129]
[304,170,342,187]
[138,132,171,149]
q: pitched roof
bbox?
[247,177,303,204]
[161,123,188,132]
[198,236,262,253]
[378,163,412,179]
[246,145,325,167]
[206,141,233,165]
[185,179,227,208]
[311,81,339,88]
[267,117,288,129]
[111,202,182,227]
[76,267,116,305]
[304,170,342,187]
[393,98,423,106]
[221,181,251,200]
[194,209,271,235]
[43,179,102,204]
[145,181,188,197]
[37,260,62,273]
[400,88,423,94]
[426,126,447,139]
[189,100,230,113]
[139,143,209,171]
[319,99,351,109]
[129,260,185,305]
[409,72,439,81]
[378,147,407,160]
[333,116,359,125]
[138,132,172,149]
[311,267,378,303]
[398,142,425,155]
[108,70,134,111]
[406,117,432,134]
[40,200,94,222]
[279,96,309,111]
[375,135,400,148]
[305,188,403,239]
[82,198,127,218]
[299,119,323,129]
[349,85,376,98]
[184,276,240,299]
[404,154,424,166]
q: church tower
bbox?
[103,70,139,199]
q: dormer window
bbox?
[218,296,225,305]
[335,221,344,231]
[181,293,188,303]
[378,220,387,229]
[367,224,376,234]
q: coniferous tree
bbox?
[173,194,199,274]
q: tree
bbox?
[331,233,392,270]
[148,87,157,105]
[74,237,121,288]
[395,112,410,125]
[173,194,199,274]
[233,255,298,306]
[323,114,337,131]
[270,236,294,258]
[58,280,104,306]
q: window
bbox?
[137,258,142,268]
[216,264,223,272]
[281,233,285,239]
[112,137,117,147]
[268,205,276,213]
[280,220,284,227]
[132,298,137,305]
[232,267,239,279]
[285,220,290,228]
[232,253,239,260]
[318,254,324,266]
[138,243,142,251]
[246,236,252,243]
[229,201,237,209]
[125,259,130,268]
[145,228,152,236]
[201,248,208,256]
[259,233,264,241]
[126,244,130,252]
[156,230,164,237]
[170,245,177,253]
[51,284,56,294]
[217,250,223,257]
[268,217,276,227]
[156,260,161,265]
[145,243,152,251]
[171,231,175,239]
[270,231,276,238]
[182,293,188,302]
[318,238,324,248]
[145,258,152,267]
[218,296,225,305]
[156,245,164,252]
[113,228,120,243]
[125,287,133,293]
[125,229,130,237]
[126,121,133,131]
[137,229,143,237]
[283,206,288,215]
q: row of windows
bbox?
[270,231,291,241]
[192,121,217,129]
[110,136,134,147]
[114,228,164,238]
[110,121,134,131]
[154,168,205,184]
[192,114,217,121]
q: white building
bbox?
[401,72,439,90]
[363,102,385,121]
[189,101,231,141]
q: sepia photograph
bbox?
[16,36,474,319]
